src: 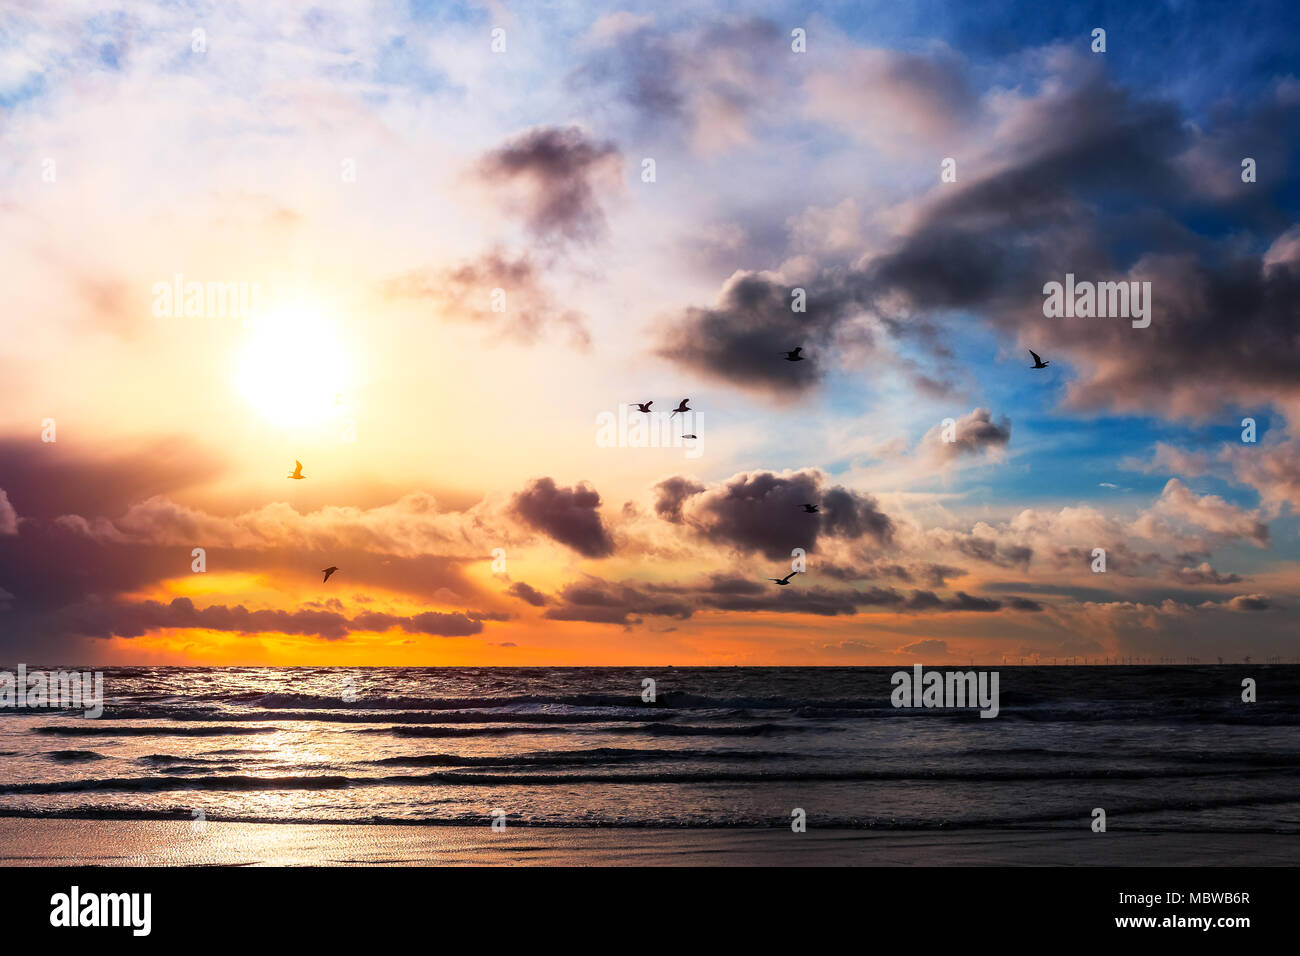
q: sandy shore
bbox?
[0,819,1294,866]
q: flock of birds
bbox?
[291,346,1053,588]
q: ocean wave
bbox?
[34,725,281,737]
[96,707,677,724]
[43,750,106,763]
[363,747,801,767]
[2,797,1299,833]
[4,764,1296,794]
[369,722,835,738]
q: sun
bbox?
[236,308,350,426]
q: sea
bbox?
[1,665,1297,831]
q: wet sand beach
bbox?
[1,819,1294,867]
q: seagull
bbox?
[1028,349,1050,369]
[629,401,653,413]
[769,571,799,586]
[800,503,819,514]
[288,460,306,480]
[321,566,338,583]
[670,399,691,417]
[782,347,804,361]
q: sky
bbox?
[1,0,1299,665]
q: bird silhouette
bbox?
[288,460,306,479]
[769,571,799,586]
[682,434,697,439]
[670,399,691,417]
[800,503,819,513]
[629,401,653,413]
[782,347,804,361]
[1028,349,1050,369]
[321,566,338,583]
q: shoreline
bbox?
[1,819,1295,866]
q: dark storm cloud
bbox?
[655,269,851,394]
[654,59,1300,414]
[476,125,621,244]
[0,436,219,521]
[652,476,706,522]
[819,487,893,541]
[1049,248,1300,418]
[505,582,549,606]
[656,469,892,562]
[510,478,616,558]
[0,440,500,654]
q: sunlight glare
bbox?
[236,308,350,426]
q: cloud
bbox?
[505,581,549,606]
[1148,479,1270,547]
[922,407,1012,463]
[570,17,784,154]
[543,579,692,625]
[655,270,837,394]
[476,125,621,244]
[657,469,893,561]
[539,570,1041,626]
[379,249,590,347]
[1130,437,1300,518]
[898,638,949,656]
[805,47,977,155]
[1177,562,1243,586]
[1220,439,1300,514]
[1224,594,1274,611]
[655,53,1300,424]
[510,478,616,558]
[931,530,1033,569]
[55,596,488,641]
[0,489,17,535]
[652,476,706,522]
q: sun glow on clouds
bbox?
[237,307,351,427]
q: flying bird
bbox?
[800,503,819,513]
[682,434,697,439]
[769,571,799,586]
[321,566,338,583]
[1028,349,1050,369]
[670,399,691,417]
[782,347,804,361]
[629,401,653,413]
[288,460,306,479]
